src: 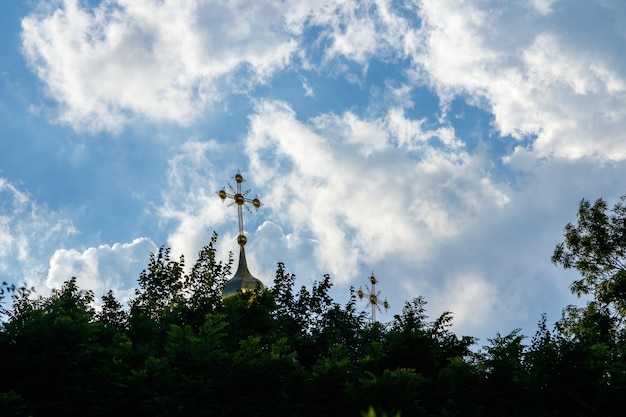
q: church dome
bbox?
[222,245,266,300]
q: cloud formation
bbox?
[13,0,626,342]
[157,139,231,263]
[245,100,510,284]
[47,237,157,301]
[0,178,76,288]
[0,178,155,302]
[412,0,626,160]
[22,0,297,132]
[22,0,626,163]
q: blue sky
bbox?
[2,0,626,344]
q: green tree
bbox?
[385,297,474,377]
[551,195,626,415]
[12,227,620,415]
[180,231,233,327]
[552,195,626,320]
[0,278,128,416]
[131,246,185,323]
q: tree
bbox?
[552,195,626,321]
[0,278,129,416]
[130,246,185,323]
[15,227,626,415]
[551,195,626,415]
[181,231,233,326]
[0,282,35,325]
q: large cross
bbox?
[218,172,262,247]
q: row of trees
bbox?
[1,196,626,416]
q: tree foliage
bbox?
[552,195,626,319]
[1,209,626,416]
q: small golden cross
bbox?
[217,172,262,247]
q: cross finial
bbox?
[357,271,390,324]
[217,171,262,246]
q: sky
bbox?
[1,0,626,344]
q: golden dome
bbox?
[222,245,265,300]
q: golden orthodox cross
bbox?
[358,272,390,323]
[218,172,262,247]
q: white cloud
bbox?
[412,0,626,161]
[18,0,428,133]
[245,100,510,283]
[308,0,413,65]
[0,178,159,303]
[21,0,626,163]
[529,0,557,16]
[0,178,77,286]
[157,139,231,263]
[15,0,626,344]
[299,76,315,97]
[249,220,320,283]
[444,272,499,331]
[239,100,626,341]
[21,0,298,132]
[47,237,157,300]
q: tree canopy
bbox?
[1,201,626,416]
[552,195,626,323]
